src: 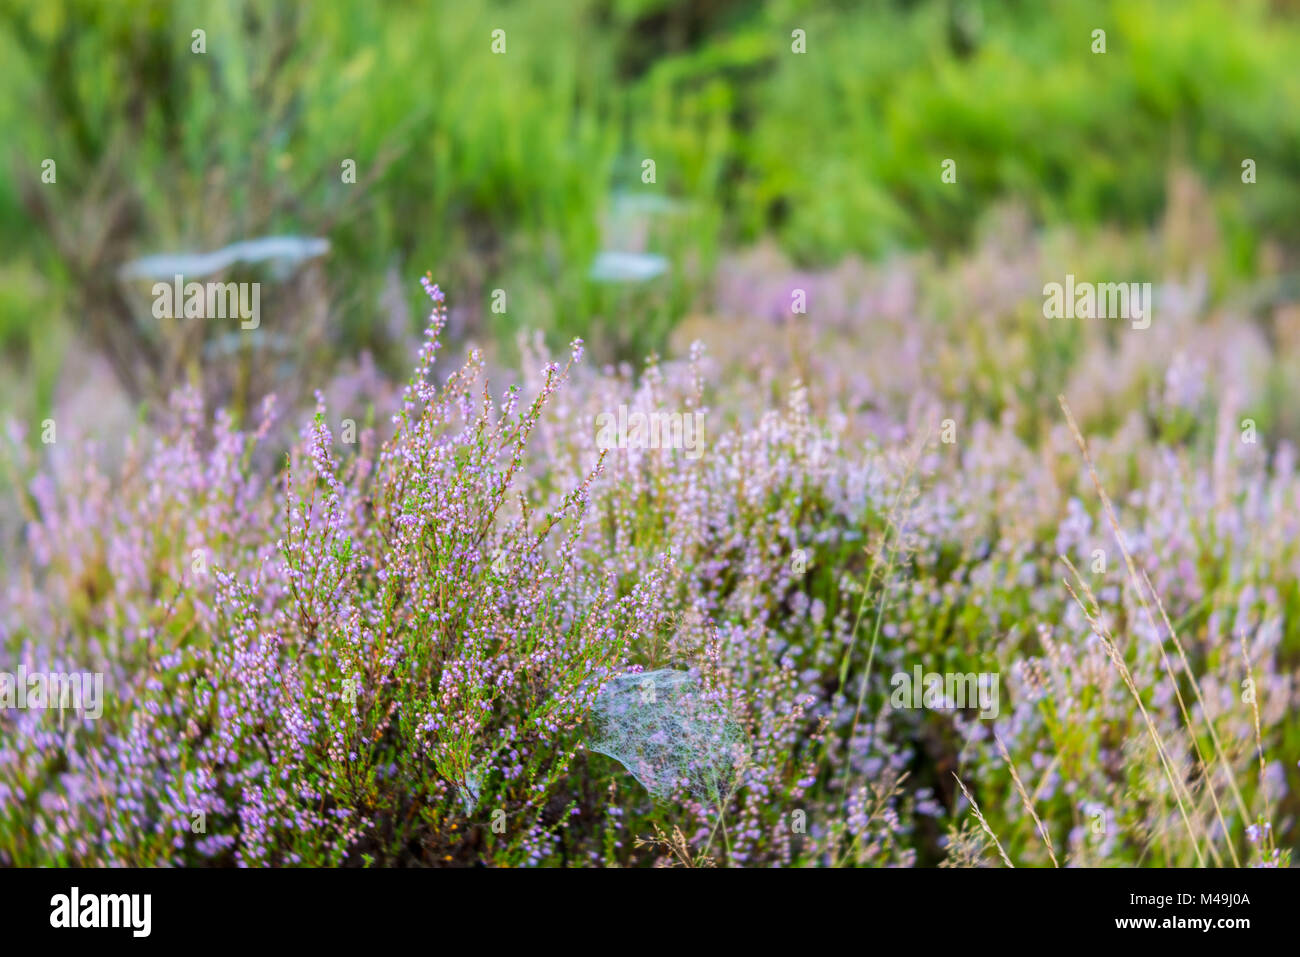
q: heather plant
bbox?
[2,279,670,865]
[4,214,1298,867]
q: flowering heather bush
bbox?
[3,214,1298,866]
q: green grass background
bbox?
[1,0,1298,403]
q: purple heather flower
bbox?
[420,272,445,303]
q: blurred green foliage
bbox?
[1,0,1298,401]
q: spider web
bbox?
[587,669,746,803]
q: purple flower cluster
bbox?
[3,237,1297,867]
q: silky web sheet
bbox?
[588,669,746,803]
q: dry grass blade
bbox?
[994,732,1058,867]
[953,771,1014,868]
[1060,557,1206,866]
[1238,633,1270,816]
[1057,396,1241,865]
